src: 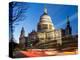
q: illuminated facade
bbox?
[19,7,78,50]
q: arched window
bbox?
[42,24,48,29]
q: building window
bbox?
[38,24,41,30]
[42,24,48,29]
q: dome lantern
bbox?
[44,7,48,14]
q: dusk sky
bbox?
[11,2,78,43]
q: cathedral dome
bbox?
[40,14,52,23]
[39,7,52,23]
[37,7,55,32]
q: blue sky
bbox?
[12,2,78,43]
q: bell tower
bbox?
[65,16,72,35]
[19,27,25,48]
[20,27,25,38]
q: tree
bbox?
[9,2,29,58]
[9,2,29,42]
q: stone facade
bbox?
[19,7,78,50]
